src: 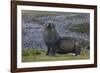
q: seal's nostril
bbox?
[45,22,55,30]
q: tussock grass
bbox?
[22,49,90,62]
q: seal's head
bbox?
[45,23,55,31]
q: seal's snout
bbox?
[47,23,55,29]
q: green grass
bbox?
[69,23,89,33]
[22,10,78,18]
[22,10,60,17]
[22,49,90,62]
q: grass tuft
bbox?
[22,49,90,62]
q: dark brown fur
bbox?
[43,23,81,56]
